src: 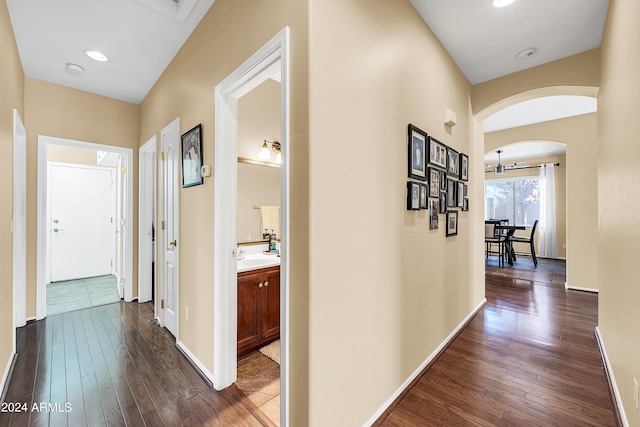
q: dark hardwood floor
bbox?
[376,257,619,426]
[0,302,263,427]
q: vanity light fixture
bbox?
[84,49,110,62]
[493,0,516,7]
[258,140,282,163]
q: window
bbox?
[485,177,540,226]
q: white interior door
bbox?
[13,109,26,328]
[161,119,180,337]
[49,163,115,282]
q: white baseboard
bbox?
[0,351,17,402]
[595,327,629,427]
[176,340,215,387]
[565,282,598,293]
[364,298,487,426]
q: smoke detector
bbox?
[517,48,537,59]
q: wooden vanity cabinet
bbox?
[237,266,280,356]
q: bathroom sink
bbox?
[237,254,280,273]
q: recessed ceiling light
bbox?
[84,49,110,62]
[517,48,537,59]
[493,0,516,7]
[66,63,84,74]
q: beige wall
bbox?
[238,78,281,159]
[472,49,600,117]
[484,153,567,258]
[47,145,99,165]
[237,78,282,242]
[598,0,640,424]
[0,0,25,385]
[138,0,310,423]
[485,114,598,289]
[24,78,140,313]
[308,1,484,424]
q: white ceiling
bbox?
[484,142,567,165]
[5,0,609,114]
[6,0,215,104]
[484,95,598,133]
[409,0,609,85]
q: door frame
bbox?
[213,27,290,424]
[158,118,180,333]
[13,109,27,333]
[138,136,157,303]
[36,135,134,320]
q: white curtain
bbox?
[538,163,558,257]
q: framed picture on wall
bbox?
[462,198,469,212]
[428,167,440,198]
[457,181,465,208]
[447,178,457,208]
[407,181,421,211]
[439,193,447,214]
[447,146,459,178]
[460,153,469,181]
[446,211,458,237]
[439,169,447,191]
[420,183,428,209]
[181,124,204,188]
[429,200,439,230]
[408,124,428,181]
[428,136,447,169]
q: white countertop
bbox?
[237,252,280,273]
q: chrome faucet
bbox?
[237,245,247,260]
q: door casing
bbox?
[13,109,27,332]
[212,27,290,426]
[36,135,133,320]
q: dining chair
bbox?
[484,220,506,267]
[509,219,539,267]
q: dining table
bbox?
[496,224,527,266]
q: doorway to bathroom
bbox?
[213,28,290,426]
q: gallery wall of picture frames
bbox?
[406,123,469,236]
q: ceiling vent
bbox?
[134,0,200,23]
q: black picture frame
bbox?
[429,200,439,230]
[428,136,447,169]
[457,181,465,208]
[447,178,457,208]
[462,198,469,212]
[447,146,459,178]
[428,167,440,198]
[420,183,428,209]
[439,193,447,214]
[408,124,428,181]
[407,181,421,211]
[439,169,447,191]
[460,153,469,181]
[446,211,458,237]
[181,124,204,188]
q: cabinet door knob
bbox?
[264,281,269,287]
[258,282,263,288]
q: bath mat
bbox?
[259,340,280,364]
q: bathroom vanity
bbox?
[237,254,280,356]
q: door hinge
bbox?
[121,166,126,174]
[162,151,165,161]
[161,221,165,230]
[161,299,165,309]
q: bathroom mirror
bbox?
[236,76,281,245]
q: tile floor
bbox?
[46,275,121,316]
[235,351,281,426]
